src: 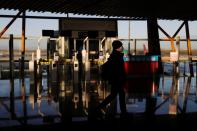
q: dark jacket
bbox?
[108,50,126,85]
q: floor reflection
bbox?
[1,62,197,127]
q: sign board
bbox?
[170,52,178,62]
[60,19,117,31]
[60,19,117,38]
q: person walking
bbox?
[95,40,127,118]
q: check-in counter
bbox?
[124,55,159,77]
[124,55,159,94]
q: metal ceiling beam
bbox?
[0,0,197,20]
[0,14,147,20]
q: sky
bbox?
[1,9,197,50]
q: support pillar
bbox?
[133,39,136,55]
[185,20,194,76]
[147,18,162,74]
[9,34,15,118]
[128,20,131,55]
[21,10,27,125]
[21,11,26,78]
[9,34,14,83]
[147,18,160,55]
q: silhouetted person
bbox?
[95,40,127,117]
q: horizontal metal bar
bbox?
[0,14,147,20]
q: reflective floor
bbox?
[1,62,197,128]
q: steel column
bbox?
[185,20,192,57]
[21,10,27,125]
[21,11,26,78]
[147,18,161,55]
[185,20,193,76]
[128,20,131,54]
[9,34,15,119]
[147,18,162,74]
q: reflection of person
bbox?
[95,40,127,116]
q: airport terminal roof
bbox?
[0,0,197,20]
